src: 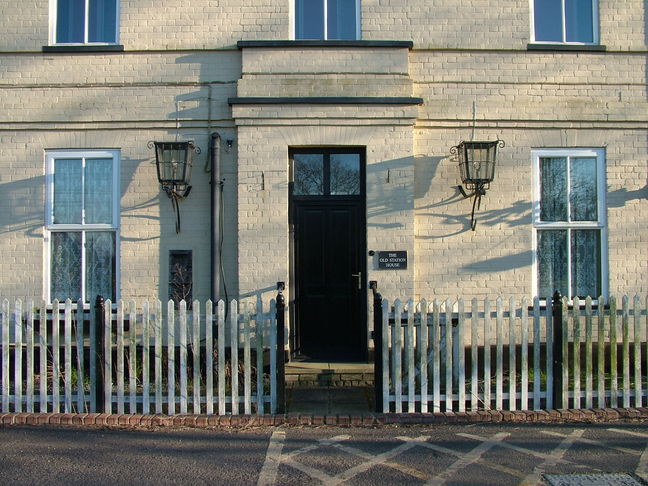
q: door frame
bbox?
[288,147,368,361]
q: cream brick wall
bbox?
[414,129,648,301]
[234,121,417,300]
[0,49,240,303]
[362,0,646,51]
[0,0,646,311]
[3,1,644,52]
[409,46,648,300]
[0,129,239,303]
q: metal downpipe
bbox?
[210,132,222,302]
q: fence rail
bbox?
[376,294,648,414]
[0,296,284,415]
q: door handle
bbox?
[351,272,362,290]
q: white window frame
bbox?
[44,149,120,304]
[532,148,607,301]
[529,0,600,45]
[291,0,361,40]
[49,0,120,45]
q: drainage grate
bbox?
[543,473,646,486]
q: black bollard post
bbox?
[276,282,286,414]
[552,290,564,409]
[370,281,383,413]
[94,295,106,412]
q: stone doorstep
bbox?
[285,372,375,388]
[286,379,374,388]
[1,407,647,428]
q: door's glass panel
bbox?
[327,0,357,40]
[571,229,600,298]
[54,158,83,224]
[538,229,568,298]
[85,158,113,224]
[51,232,82,301]
[330,153,360,195]
[293,154,324,195]
[86,231,116,301]
[565,0,594,43]
[56,0,85,43]
[540,157,568,222]
[295,0,324,39]
[534,0,563,42]
[169,251,193,308]
[569,157,597,221]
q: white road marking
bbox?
[543,430,641,456]
[520,429,585,486]
[259,428,647,485]
[425,432,510,486]
[271,435,353,485]
[458,432,581,465]
[257,430,285,486]
[332,437,430,480]
[280,434,351,460]
[327,436,431,485]
[608,428,648,481]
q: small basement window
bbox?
[169,250,193,308]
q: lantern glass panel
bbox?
[460,141,497,184]
[155,142,193,185]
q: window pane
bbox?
[540,157,568,221]
[330,154,360,195]
[56,0,85,43]
[85,158,114,224]
[534,0,563,42]
[86,232,115,302]
[328,0,357,40]
[293,154,324,195]
[89,0,117,43]
[54,158,83,224]
[571,229,600,298]
[538,230,568,298]
[169,251,193,308]
[296,0,324,39]
[569,157,597,221]
[51,232,82,301]
[565,0,594,43]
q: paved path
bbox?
[1,423,647,485]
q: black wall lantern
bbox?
[451,140,504,231]
[149,140,201,233]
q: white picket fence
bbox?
[0,298,280,415]
[379,295,648,414]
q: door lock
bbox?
[351,271,362,290]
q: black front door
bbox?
[290,149,366,361]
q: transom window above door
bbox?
[291,149,363,196]
[295,0,360,40]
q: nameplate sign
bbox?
[378,251,408,270]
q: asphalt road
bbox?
[0,423,647,485]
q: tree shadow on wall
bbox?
[416,192,532,239]
[607,184,648,208]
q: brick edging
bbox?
[1,408,647,428]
